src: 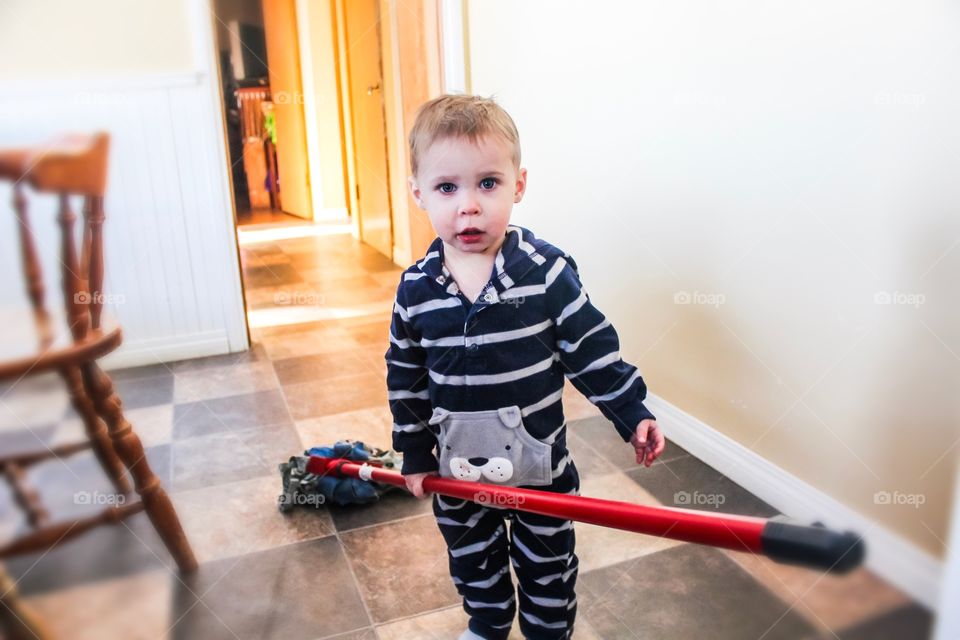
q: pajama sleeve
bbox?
[546,255,656,442]
[385,281,439,475]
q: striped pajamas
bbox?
[385,226,655,638]
[434,453,581,640]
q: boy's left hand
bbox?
[630,419,665,467]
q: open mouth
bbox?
[457,228,484,243]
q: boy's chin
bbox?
[447,236,498,255]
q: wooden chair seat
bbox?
[0,307,122,380]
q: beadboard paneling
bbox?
[0,72,248,368]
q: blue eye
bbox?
[480,177,498,189]
[437,183,456,193]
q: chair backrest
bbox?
[0,133,110,344]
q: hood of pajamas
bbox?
[386,225,655,475]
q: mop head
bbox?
[278,440,403,511]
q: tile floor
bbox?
[0,227,933,639]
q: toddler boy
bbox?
[385,94,664,640]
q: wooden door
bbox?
[344,0,392,256]
[262,0,312,219]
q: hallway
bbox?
[1,230,930,639]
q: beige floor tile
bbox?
[244,282,324,310]
[721,548,911,634]
[273,345,386,386]
[342,321,392,349]
[171,474,334,564]
[375,605,468,640]
[241,251,292,268]
[283,372,387,421]
[375,603,603,639]
[306,273,383,291]
[25,569,173,640]
[571,617,604,639]
[575,471,685,574]
[0,372,70,431]
[369,270,405,289]
[260,327,367,360]
[338,310,394,328]
[340,515,459,623]
[376,605,522,640]
[295,406,394,451]
[173,360,279,403]
[250,321,329,340]
[53,403,173,449]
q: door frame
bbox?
[188,0,252,352]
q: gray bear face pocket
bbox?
[429,406,553,487]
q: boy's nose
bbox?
[458,194,481,215]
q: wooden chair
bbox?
[0,133,198,576]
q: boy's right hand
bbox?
[404,472,435,499]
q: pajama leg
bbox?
[510,460,580,640]
[433,493,517,640]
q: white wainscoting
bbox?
[0,71,248,369]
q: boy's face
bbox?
[409,134,527,258]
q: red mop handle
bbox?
[307,457,865,573]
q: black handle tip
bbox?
[761,519,866,573]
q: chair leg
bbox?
[0,563,53,640]
[80,362,198,573]
[59,365,131,495]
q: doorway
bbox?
[211,0,400,337]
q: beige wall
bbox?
[467,0,959,558]
[0,0,194,75]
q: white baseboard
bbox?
[644,393,942,610]
[99,330,232,371]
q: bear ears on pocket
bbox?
[497,406,522,428]
[428,408,449,425]
[428,406,522,428]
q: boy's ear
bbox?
[514,167,528,204]
[408,175,425,209]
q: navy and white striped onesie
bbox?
[385,225,655,640]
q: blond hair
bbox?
[408,94,521,176]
